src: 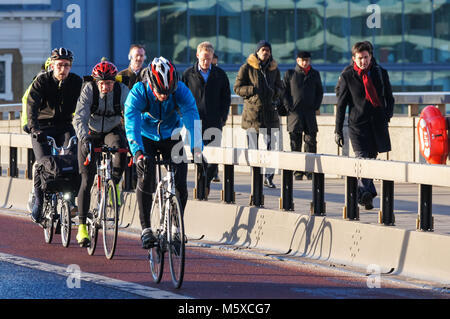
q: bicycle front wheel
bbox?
[168,195,185,289]
[43,201,54,244]
[148,190,164,283]
[60,199,72,248]
[102,179,119,260]
[87,178,100,256]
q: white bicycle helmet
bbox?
[147,56,178,95]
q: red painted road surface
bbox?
[1,212,449,300]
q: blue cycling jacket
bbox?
[124,81,203,156]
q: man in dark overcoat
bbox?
[234,40,283,188]
[335,41,394,210]
[283,51,323,180]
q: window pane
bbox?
[433,71,450,91]
[349,0,372,49]
[323,71,340,94]
[188,0,217,64]
[387,71,403,92]
[242,0,265,58]
[267,0,295,63]
[297,0,325,63]
[160,0,188,63]
[373,0,403,63]
[386,71,406,113]
[0,61,4,93]
[218,0,242,64]
[403,71,432,91]
[134,0,158,58]
[404,0,432,63]
[326,0,350,63]
[434,0,450,63]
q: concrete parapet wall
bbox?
[2,176,449,285]
[184,200,450,285]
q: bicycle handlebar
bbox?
[83,144,129,166]
[46,136,77,155]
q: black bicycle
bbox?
[40,136,78,248]
[84,144,128,260]
[147,153,185,289]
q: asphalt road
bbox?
[0,210,449,303]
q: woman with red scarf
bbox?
[334,41,394,210]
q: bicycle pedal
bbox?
[78,239,91,248]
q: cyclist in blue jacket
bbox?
[124,56,203,249]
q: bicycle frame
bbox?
[154,157,177,232]
[95,148,113,221]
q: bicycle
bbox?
[84,144,128,260]
[39,136,78,248]
[147,152,186,289]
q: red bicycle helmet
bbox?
[92,61,118,81]
[148,57,178,95]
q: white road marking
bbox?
[0,252,192,299]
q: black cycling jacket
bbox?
[26,70,82,132]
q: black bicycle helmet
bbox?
[50,47,74,61]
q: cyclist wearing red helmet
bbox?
[73,60,130,247]
[27,47,82,225]
[124,57,203,249]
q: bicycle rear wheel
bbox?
[87,178,100,256]
[168,195,185,289]
[43,200,54,244]
[60,199,72,248]
[103,179,119,260]
[148,190,164,283]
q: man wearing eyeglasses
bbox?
[26,47,83,224]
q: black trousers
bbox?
[77,127,128,224]
[289,131,317,154]
[137,136,188,230]
[290,131,317,176]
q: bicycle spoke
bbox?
[43,201,54,244]
[103,180,118,260]
[149,190,164,283]
[60,200,71,248]
[87,179,100,256]
[168,195,185,289]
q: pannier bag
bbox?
[417,105,449,164]
[37,154,80,193]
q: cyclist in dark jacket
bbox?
[27,47,82,224]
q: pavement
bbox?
[187,170,450,236]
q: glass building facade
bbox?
[134,0,450,94]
